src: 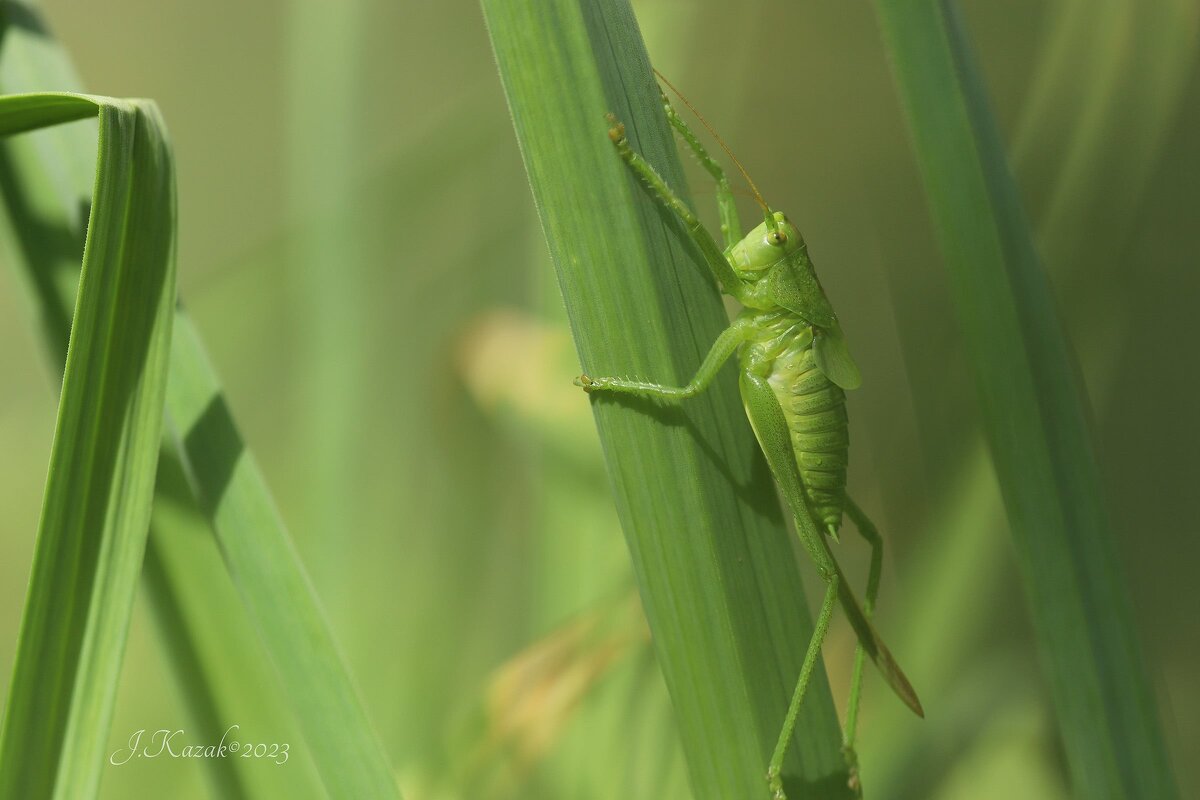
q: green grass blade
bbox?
[163,308,400,799]
[139,449,324,800]
[871,3,1178,798]
[482,2,852,797]
[0,122,306,799]
[0,93,176,799]
[863,4,1197,791]
[0,10,401,799]
[139,532,251,800]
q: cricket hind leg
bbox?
[769,574,839,800]
[658,90,743,248]
[841,495,884,793]
[737,366,845,800]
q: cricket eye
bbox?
[768,231,787,246]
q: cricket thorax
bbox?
[741,309,849,534]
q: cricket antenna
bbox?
[653,67,779,237]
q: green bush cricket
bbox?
[575,74,924,799]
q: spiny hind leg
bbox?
[658,89,743,248]
[738,368,844,799]
[841,495,883,791]
[767,573,838,800]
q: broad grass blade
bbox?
[482,1,853,797]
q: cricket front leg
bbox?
[576,317,754,401]
[658,89,743,249]
[606,115,752,304]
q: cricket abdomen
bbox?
[780,352,848,533]
[745,310,849,533]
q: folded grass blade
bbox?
[0,92,176,799]
[0,10,401,799]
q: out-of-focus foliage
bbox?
[875,3,1177,797]
[0,1,1194,798]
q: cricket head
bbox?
[732,212,838,328]
[730,211,804,276]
